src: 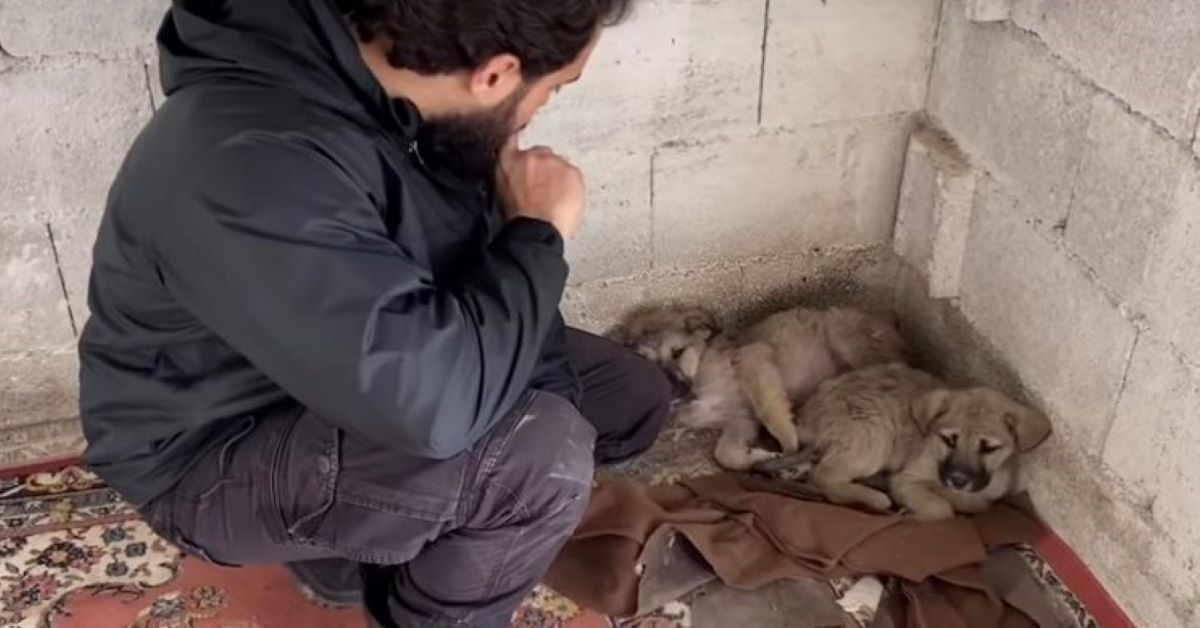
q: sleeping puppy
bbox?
[770,363,1051,521]
[608,304,908,470]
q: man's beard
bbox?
[415,85,528,182]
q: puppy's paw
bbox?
[862,491,894,513]
[746,448,782,465]
[774,426,801,454]
[908,499,955,522]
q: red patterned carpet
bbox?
[0,458,1130,628]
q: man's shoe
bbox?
[285,558,363,609]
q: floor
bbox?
[0,427,1131,628]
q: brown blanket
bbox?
[546,474,1046,628]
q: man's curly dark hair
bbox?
[333,0,634,78]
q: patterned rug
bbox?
[0,430,1131,628]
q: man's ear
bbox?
[470,53,523,105]
[912,389,953,433]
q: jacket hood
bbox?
[157,0,418,135]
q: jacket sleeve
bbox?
[151,133,568,459]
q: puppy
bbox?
[778,363,1051,521]
[609,304,907,470]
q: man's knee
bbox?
[596,351,672,463]
[472,393,596,528]
[623,351,673,417]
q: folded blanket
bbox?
[546,474,1046,628]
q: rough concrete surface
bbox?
[1011,0,1200,142]
[760,0,939,127]
[0,351,79,429]
[563,245,896,334]
[652,116,913,268]
[1064,94,1196,298]
[964,0,1011,23]
[958,178,1136,454]
[1104,337,1200,586]
[524,0,762,154]
[565,149,653,284]
[0,418,85,468]
[0,0,166,57]
[893,125,975,299]
[892,265,1025,397]
[0,59,153,221]
[929,4,1094,228]
[47,207,104,324]
[0,220,76,354]
[1138,165,1200,365]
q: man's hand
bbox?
[496,137,585,239]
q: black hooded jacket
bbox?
[78,0,579,507]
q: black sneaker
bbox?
[285,558,363,609]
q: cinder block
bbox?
[566,149,652,284]
[524,0,761,153]
[929,7,1094,227]
[0,0,165,56]
[0,220,76,353]
[965,0,1011,22]
[0,60,153,221]
[0,418,85,468]
[959,178,1136,453]
[1138,166,1200,364]
[48,208,104,323]
[1105,338,1200,580]
[0,351,79,429]
[1065,95,1195,297]
[893,264,1028,395]
[1011,0,1200,141]
[893,126,976,299]
[760,0,939,127]
[652,116,913,268]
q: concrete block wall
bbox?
[897,1,1200,624]
[0,1,158,465]
[0,0,942,463]
[529,0,941,330]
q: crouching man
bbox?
[79,1,668,625]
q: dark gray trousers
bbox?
[140,329,670,627]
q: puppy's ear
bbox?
[999,396,1052,453]
[913,389,954,433]
[682,309,719,340]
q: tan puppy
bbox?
[781,363,1051,521]
[609,304,907,470]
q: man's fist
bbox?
[496,138,585,240]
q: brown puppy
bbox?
[609,304,907,470]
[779,363,1051,521]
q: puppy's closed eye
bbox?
[978,440,1001,455]
[939,432,958,448]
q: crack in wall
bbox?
[1098,328,1140,454]
[648,151,657,269]
[142,60,158,112]
[44,223,79,337]
[755,0,771,126]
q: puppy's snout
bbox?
[938,462,987,492]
